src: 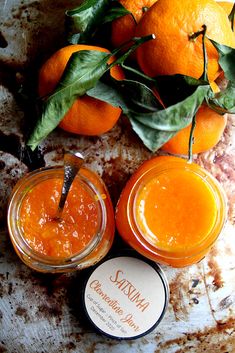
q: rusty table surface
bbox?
[0,0,235,352]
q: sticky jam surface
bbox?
[19,178,100,258]
[135,169,217,252]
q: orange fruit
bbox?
[38,45,124,136]
[136,0,235,81]
[218,1,234,12]
[111,0,158,49]
[218,1,235,28]
[161,105,227,155]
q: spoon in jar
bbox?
[55,152,84,220]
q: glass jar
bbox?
[7,166,115,273]
[115,156,227,267]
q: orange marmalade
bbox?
[8,166,115,272]
[116,156,227,267]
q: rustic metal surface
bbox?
[0,0,235,352]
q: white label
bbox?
[84,256,167,339]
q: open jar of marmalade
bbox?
[116,156,227,267]
[7,166,115,273]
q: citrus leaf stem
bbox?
[189,25,208,81]
[200,25,208,82]
[188,25,208,161]
[188,114,196,163]
[142,7,149,13]
[189,25,206,41]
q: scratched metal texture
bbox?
[0,0,235,352]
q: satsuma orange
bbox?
[136,0,235,81]
[38,45,124,136]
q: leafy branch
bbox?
[27,0,235,154]
[27,36,154,150]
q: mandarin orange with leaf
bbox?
[162,105,227,155]
[38,45,124,136]
[136,0,235,81]
[111,0,158,49]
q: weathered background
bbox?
[0,0,235,352]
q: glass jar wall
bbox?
[116,156,227,267]
[8,166,115,273]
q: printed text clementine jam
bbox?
[8,166,115,272]
[116,156,227,267]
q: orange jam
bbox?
[116,156,227,267]
[8,166,115,272]
[19,178,100,258]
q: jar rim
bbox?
[127,160,227,261]
[7,166,107,269]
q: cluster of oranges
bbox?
[39,0,235,155]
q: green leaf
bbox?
[110,35,155,66]
[66,0,130,44]
[121,63,155,86]
[129,118,176,152]
[130,86,209,132]
[88,79,128,109]
[122,81,161,113]
[102,2,131,24]
[27,50,111,150]
[87,78,162,112]
[209,39,235,82]
[154,74,208,107]
[88,77,209,151]
[130,86,209,151]
[129,85,209,131]
[206,81,235,114]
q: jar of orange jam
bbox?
[116,156,227,267]
[7,166,115,273]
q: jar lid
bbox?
[82,253,169,339]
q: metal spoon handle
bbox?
[56,152,84,219]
